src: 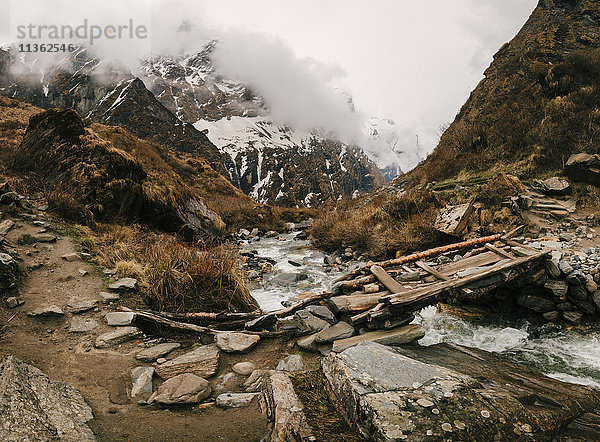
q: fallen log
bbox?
[270,292,336,318]
[144,309,263,323]
[370,265,406,293]
[350,303,386,325]
[327,292,388,315]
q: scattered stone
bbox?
[559,261,574,275]
[563,311,583,325]
[213,373,239,395]
[77,269,88,276]
[0,219,14,236]
[542,311,560,322]
[69,318,99,333]
[245,314,277,331]
[518,294,555,313]
[108,278,138,292]
[5,296,24,309]
[100,291,120,303]
[27,305,64,318]
[61,253,81,262]
[536,177,571,195]
[332,325,426,353]
[150,373,212,405]
[64,299,97,314]
[566,271,587,286]
[397,271,422,282]
[131,366,154,397]
[95,327,142,348]
[215,332,260,353]
[105,312,135,326]
[294,310,329,334]
[568,284,587,301]
[0,253,18,291]
[155,345,220,379]
[232,362,256,376]
[545,260,561,279]
[34,233,58,243]
[586,279,598,294]
[544,279,569,297]
[572,298,596,315]
[0,357,95,441]
[276,354,304,372]
[136,343,181,362]
[243,369,269,392]
[297,334,319,352]
[216,392,259,408]
[304,305,336,323]
[270,272,309,286]
[314,321,355,343]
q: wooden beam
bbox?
[484,243,514,260]
[370,265,406,294]
[415,261,450,281]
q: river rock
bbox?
[545,259,562,278]
[155,345,220,379]
[323,341,600,441]
[332,324,426,353]
[216,392,259,408]
[542,311,560,322]
[270,272,308,286]
[150,373,211,405]
[136,343,181,362]
[215,332,260,353]
[27,305,64,318]
[294,310,329,334]
[105,312,135,326]
[0,357,95,441]
[64,299,97,314]
[69,318,99,333]
[245,314,277,331]
[108,278,138,292]
[232,362,256,376]
[563,311,583,325]
[131,366,154,397]
[314,321,355,343]
[544,279,568,297]
[95,327,142,348]
[276,354,304,372]
[567,271,588,286]
[517,294,555,313]
[305,305,336,323]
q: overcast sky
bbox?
[1,0,538,163]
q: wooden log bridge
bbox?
[328,228,552,324]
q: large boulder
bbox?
[150,373,211,405]
[322,342,600,441]
[155,345,220,379]
[0,357,94,441]
[565,153,600,186]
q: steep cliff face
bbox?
[409,0,600,185]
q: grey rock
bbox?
[314,321,355,343]
[135,343,181,362]
[131,366,154,397]
[69,318,99,333]
[215,332,260,353]
[567,271,587,286]
[213,373,239,395]
[216,392,259,408]
[245,314,277,331]
[397,271,421,282]
[304,305,336,323]
[77,269,88,276]
[155,345,220,379]
[232,362,256,376]
[61,253,81,262]
[586,279,598,294]
[27,305,64,318]
[0,253,18,291]
[537,177,570,195]
[243,369,269,392]
[151,373,211,405]
[569,284,588,301]
[518,294,555,313]
[99,291,120,303]
[270,272,309,286]
[332,325,426,353]
[572,298,596,314]
[294,310,329,334]
[297,334,319,352]
[5,296,24,309]
[0,219,14,236]
[557,302,575,311]
[65,299,97,314]
[276,354,304,372]
[545,259,562,279]
[0,357,94,441]
[105,312,135,326]
[563,311,583,325]
[544,279,569,297]
[559,261,574,275]
[34,233,57,243]
[107,278,138,292]
[95,327,142,348]
[542,311,560,322]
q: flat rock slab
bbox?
[215,332,260,353]
[216,392,259,408]
[0,356,95,441]
[332,324,426,353]
[150,373,211,405]
[294,310,329,334]
[322,341,600,441]
[95,327,142,348]
[27,305,64,318]
[232,362,256,376]
[99,291,120,303]
[131,366,154,397]
[61,253,81,262]
[276,354,304,372]
[314,321,355,343]
[107,278,138,292]
[0,219,14,236]
[135,343,181,362]
[65,299,97,314]
[69,318,99,333]
[105,312,135,326]
[155,345,220,379]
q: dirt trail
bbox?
[0,212,296,441]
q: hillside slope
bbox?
[409,0,600,185]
